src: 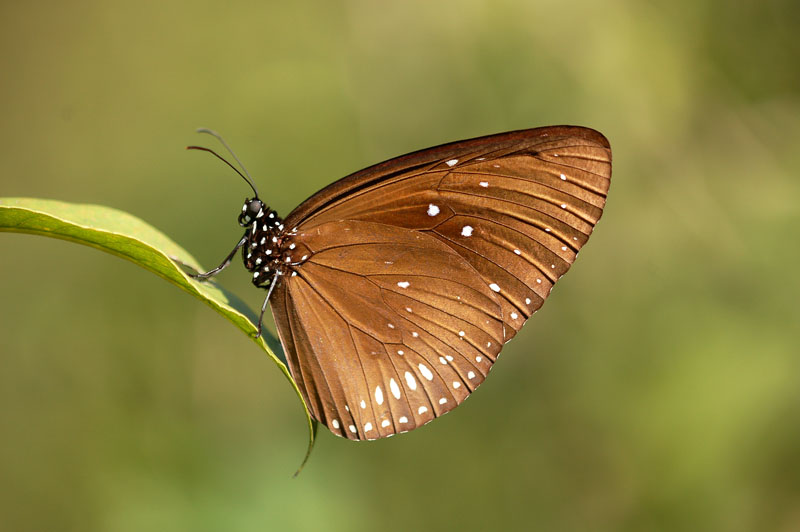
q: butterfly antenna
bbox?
[186,144,260,198]
[197,128,257,182]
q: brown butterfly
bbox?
[188,126,611,441]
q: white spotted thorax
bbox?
[239,197,308,287]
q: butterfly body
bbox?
[238,202,291,289]
[196,126,611,441]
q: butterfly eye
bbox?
[247,199,263,217]
[239,198,263,226]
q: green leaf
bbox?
[0,197,316,474]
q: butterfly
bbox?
[188,126,611,440]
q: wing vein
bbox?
[441,188,598,232]
[429,232,535,314]
[291,277,381,438]
[450,168,607,201]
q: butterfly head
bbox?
[239,197,264,226]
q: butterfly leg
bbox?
[190,234,247,280]
[255,272,279,338]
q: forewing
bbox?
[283,126,612,342]
[270,220,504,440]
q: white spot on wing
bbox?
[397,281,410,289]
[364,422,373,432]
[514,249,521,255]
[360,400,366,409]
[390,378,401,399]
[332,419,340,429]
[418,364,434,381]
[349,425,357,433]
[439,398,448,405]
[489,283,501,292]
[418,406,428,414]
[510,312,518,320]
[461,225,473,237]
[381,419,391,428]
[405,371,417,390]
[399,416,409,424]
[453,381,461,389]
[446,159,458,166]
[427,204,440,216]
[375,386,384,405]
[468,371,476,379]
[479,181,489,188]
[560,173,566,180]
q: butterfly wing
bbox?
[271,220,504,440]
[273,126,611,438]
[283,126,611,341]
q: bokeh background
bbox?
[2,1,799,530]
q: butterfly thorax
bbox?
[238,198,314,290]
[239,200,289,289]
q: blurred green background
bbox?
[1,0,799,530]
